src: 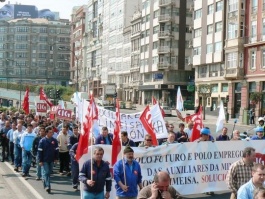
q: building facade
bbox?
[0,18,70,86]
[70,5,86,92]
[139,0,194,106]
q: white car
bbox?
[160,106,172,116]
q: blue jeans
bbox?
[22,150,32,174]
[71,160,79,186]
[36,158,42,178]
[83,191,104,199]
[42,162,54,189]
[14,144,22,167]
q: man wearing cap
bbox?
[194,127,214,142]
[251,127,265,140]
[114,146,143,199]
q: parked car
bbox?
[102,106,115,111]
[160,105,172,116]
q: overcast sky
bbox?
[4,0,88,19]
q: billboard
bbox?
[14,5,38,18]
[0,4,58,20]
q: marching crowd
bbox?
[0,109,265,199]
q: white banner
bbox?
[79,140,265,197]
[77,103,168,142]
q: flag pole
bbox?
[90,124,93,181]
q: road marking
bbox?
[4,162,44,199]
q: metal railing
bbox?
[157,46,171,53]
[159,0,175,6]
[158,31,171,37]
[245,34,265,44]
[158,14,172,22]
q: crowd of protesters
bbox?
[0,109,265,199]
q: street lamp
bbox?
[197,84,212,120]
[58,46,79,92]
[6,58,22,109]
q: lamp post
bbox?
[6,58,22,109]
[197,84,212,120]
[58,47,79,92]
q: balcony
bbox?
[225,68,244,80]
[157,46,171,54]
[228,11,238,18]
[158,14,172,22]
[209,71,218,77]
[158,31,172,38]
[130,66,140,72]
[159,0,175,7]
[157,62,171,70]
[244,34,265,47]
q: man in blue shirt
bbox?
[79,146,112,199]
[95,127,113,145]
[251,127,265,140]
[38,126,59,194]
[237,163,265,199]
[20,124,36,177]
[114,146,142,199]
[7,122,17,164]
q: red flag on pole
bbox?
[190,106,203,142]
[139,105,158,146]
[39,87,53,107]
[76,94,98,161]
[22,87,29,114]
[152,96,165,118]
[111,98,122,166]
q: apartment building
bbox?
[0,18,70,86]
[193,0,229,114]
[138,0,194,106]
[100,0,140,101]
[70,6,86,92]
[85,0,104,97]
[130,10,142,104]
[243,0,265,116]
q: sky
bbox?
[4,0,88,19]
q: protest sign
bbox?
[96,104,167,142]
[79,140,265,197]
[36,103,47,112]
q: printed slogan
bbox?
[79,140,265,196]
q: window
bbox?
[146,14,150,23]
[194,28,202,37]
[194,47,201,55]
[263,18,265,34]
[153,26,159,34]
[215,22,222,32]
[216,1,223,12]
[194,9,202,19]
[212,84,218,93]
[207,44,213,53]
[250,51,256,69]
[154,10,159,18]
[251,21,257,37]
[228,0,238,12]
[252,0,258,13]
[153,41,158,50]
[207,24,213,34]
[215,42,222,52]
[208,4,214,15]
[221,83,228,92]
[174,8,180,16]
[262,49,265,68]
[228,23,238,39]
[227,52,237,68]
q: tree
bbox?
[249,92,263,105]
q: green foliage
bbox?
[187,85,195,92]
[0,82,74,101]
[250,92,263,104]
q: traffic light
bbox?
[56,90,60,99]
[49,89,53,98]
[114,92,117,98]
[226,95,229,102]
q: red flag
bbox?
[76,94,98,161]
[190,106,203,142]
[22,87,29,114]
[152,96,165,118]
[111,98,122,166]
[139,106,158,146]
[39,87,53,107]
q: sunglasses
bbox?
[146,139,152,141]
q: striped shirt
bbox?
[226,159,253,194]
